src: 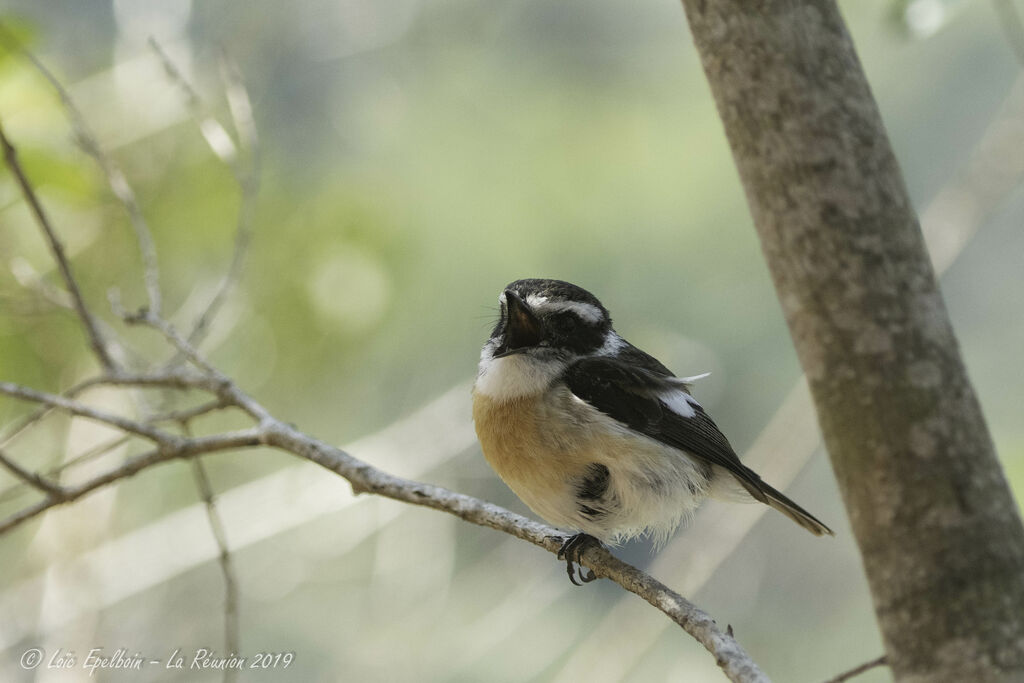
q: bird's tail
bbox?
[756,480,833,536]
[725,473,833,536]
[710,464,834,536]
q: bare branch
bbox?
[116,300,220,377]
[221,53,260,160]
[99,369,224,393]
[191,458,240,676]
[181,404,240,671]
[0,381,177,443]
[0,429,262,535]
[113,310,271,421]
[186,52,261,350]
[822,655,887,683]
[0,378,93,448]
[9,255,74,308]
[0,120,117,371]
[0,363,768,681]
[260,421,768,683]
[152,399,227,425]
[0,435,131,505]
[148,39,261,352]
[0,24,163,315]
[0,372,198,448]
[0,399,223,506]
[0,448,64,496]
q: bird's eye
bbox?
[546,312,578,334]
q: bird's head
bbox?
[491,279,613,358]
[476,279,621,401]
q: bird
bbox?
[471,278,832,584]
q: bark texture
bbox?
[679,1,1024,681]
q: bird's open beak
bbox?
[494,290,542,357]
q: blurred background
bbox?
[0,0,1022,680]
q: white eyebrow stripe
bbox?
[525,295,604,324]
[659,389,699,419]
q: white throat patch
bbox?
[475,342,566,402]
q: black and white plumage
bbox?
[472,279,831,581]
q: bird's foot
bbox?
[556,533,600,586]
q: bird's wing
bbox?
[563,356,756,487]
[564,355,833,536]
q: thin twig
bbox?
[116,305,221,377]
[147,38,246,177]
[0,435,131,505]
[0,23,163,315]
[221,53,260,159]
[0,121,117,370]
[186,52,261,350]
[9,255,73,308]
[0,382,177,444]
[152,399,227,425]
[0,372,184,448]
[148,39,261,352]
[822,655,887,683]
[181,412,240,673]
[191,457,241,678]
[0,401,224,505]
[0,448,65,496]
[114,309,271,422]
[0,378,97,448]
[8,255,145,368]
[0,429,262,535]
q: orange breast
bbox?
[471,390,579,517]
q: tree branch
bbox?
[0,120,118,371]
[0,369,767,681]
[0,23,163,316]
[190,457,240,682]
[0,382,179,444]
[0,429,263,535]
[147,38,261,352]
[680,0,1024,679]
[0,448,64,496]
[822,655,887,683]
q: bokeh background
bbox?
[1,0,1022,681]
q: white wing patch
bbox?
[659,389,699,419]
[596,332,626,355]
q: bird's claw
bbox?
[557,533,600,586]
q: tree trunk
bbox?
[678,1,1024,681]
